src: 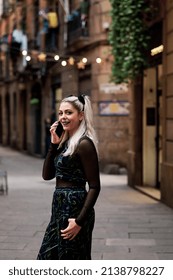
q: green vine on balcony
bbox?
[109,0,150,84]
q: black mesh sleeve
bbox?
[42,143,58,180]
[75,137,101,226]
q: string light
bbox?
[68,57,75,65]
[22,50,27,56]
[77,60,85,69]
[61,60,67,66]
[82,57,87,64]
[96,57,102,64]
[26,55,31,61]
[19,49,105,68]
[54,55,60,61]
[38,52,46,62]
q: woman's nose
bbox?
[60,113,66,120]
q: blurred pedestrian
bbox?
[80,0,90,35]
[44,117,51,157]
[39,6,58,51]
[37,95,100,260]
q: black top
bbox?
[54,141,86,185]
[42,136,100,226]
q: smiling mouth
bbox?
[62,121,70,126]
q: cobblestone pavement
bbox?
[0,146,173,260]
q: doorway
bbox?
[143,65,162,189]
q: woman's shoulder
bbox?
[79,135,94,145]
[77,136,96,154]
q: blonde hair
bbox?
[58,95,98,156]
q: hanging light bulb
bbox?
[22,50,27,56]
[54,55,60,61]
[82,57,87,64]
[26,55,31,62]
[61,60,67,66]
[96,57,102,64]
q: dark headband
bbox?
[67,94,85,111]
[78,94,85,105]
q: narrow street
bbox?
[0,146,173,260]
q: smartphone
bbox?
[55,122,63,137]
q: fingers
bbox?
[61,232,75,240]
[60,219,81,240]
[61,230,75,240]
[60,228,77,240]
[50,121,58,133]
[61,228,80,240]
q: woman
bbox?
[37,95,100,260]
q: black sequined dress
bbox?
[37,136,100,260]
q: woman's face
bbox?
[58,102,83,136]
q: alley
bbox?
[0,146,173,260]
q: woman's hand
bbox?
[61,218,81,240]
[50,121,63,144]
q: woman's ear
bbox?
[79,111,84,121]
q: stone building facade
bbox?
[161,0,173,208]
[0,0,129,171]
[1,0,173,208]
[128,0,173,209]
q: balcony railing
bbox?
[67,9,89,46]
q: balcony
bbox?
[0,0,15,18]
[67,10,89,50]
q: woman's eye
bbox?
[58,111,73,116]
